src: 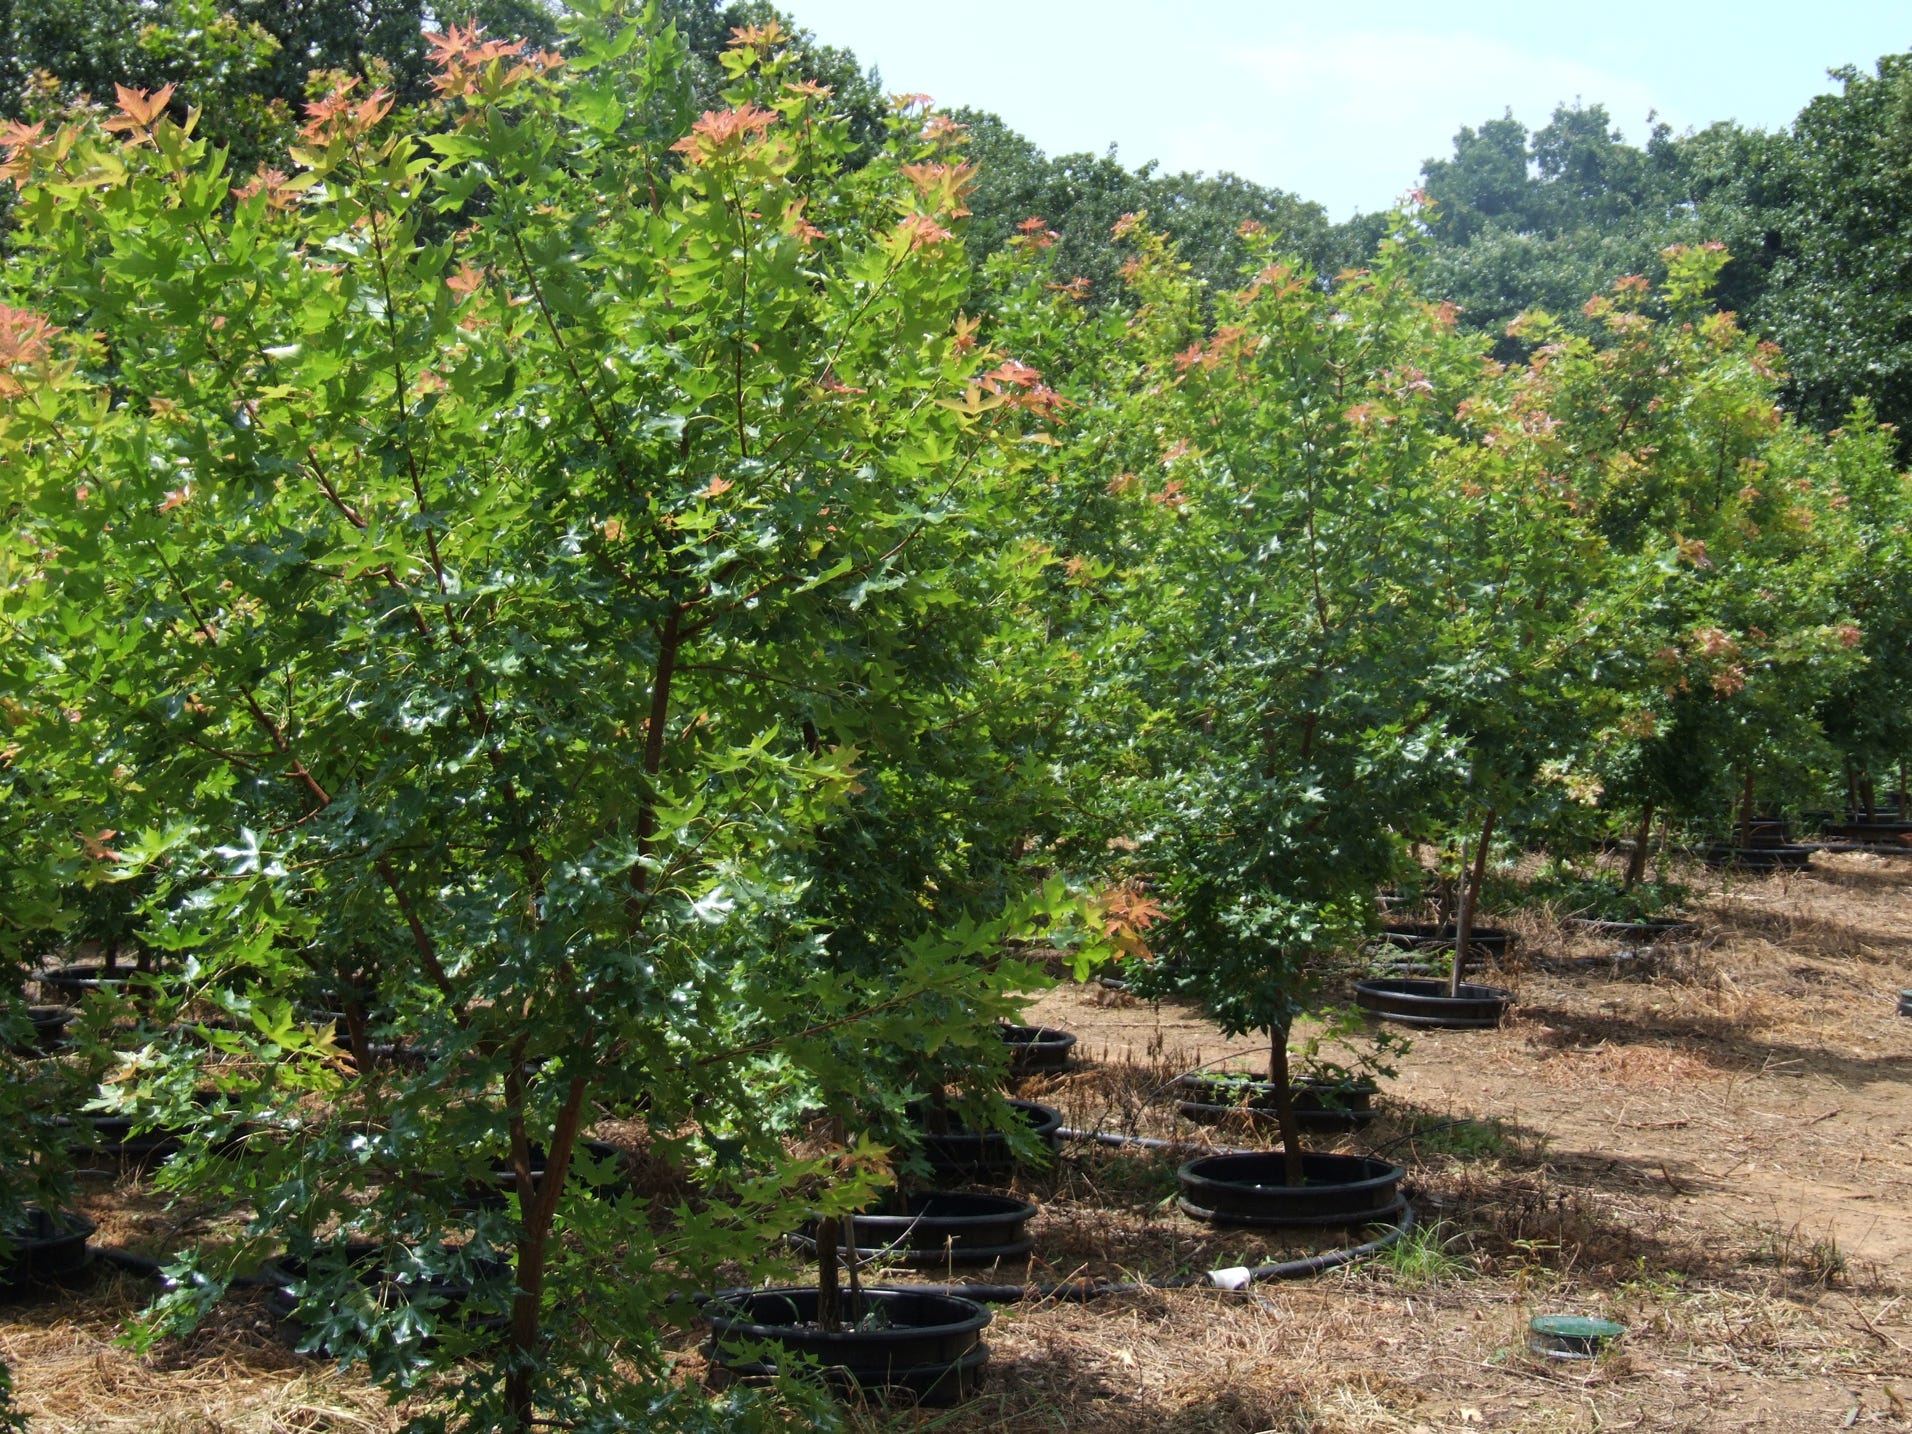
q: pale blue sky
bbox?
[784,1,1912,219]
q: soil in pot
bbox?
[1,1208,96,1293]
[1380,923,1516,958]
[703,1286,991,1406]
[907,1099,1062,1184]
[1171,1072,1377,1132]
[794,1192,1037,1267]
[261,1242,511,1349]
[999,1024,1076,1077]
[1355,977,1511,1030]
[1176,1151,1406,1228]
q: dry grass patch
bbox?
[1,1281,398,1434]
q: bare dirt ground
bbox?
[5,853,1910,1432]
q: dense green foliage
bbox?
[0,7,1092,1426]
[2,5,1910,1431]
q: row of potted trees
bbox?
[4,5,1909,1426]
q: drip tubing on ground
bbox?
[894,1200,1414,1303]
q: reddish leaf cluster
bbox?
[670,106,778,165]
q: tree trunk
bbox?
[342,999,373,1072]
[1861,770,1876,823]
[1737,769,1756,850]
[1269,1027,1304,1187]
[1451,808,1494,997]
[843,1212,864,1308]
[814,1215,842,1332]
[1624,802,1654,889]
[1846,762,1859,824]
[502,1076,589,1431]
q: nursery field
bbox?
[5,851,1908,1434]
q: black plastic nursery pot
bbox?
[70,1114,196,1164]
[1562,917,1698,945]
[1176,1151,1406,1228]
[999,1024,1077,1076]
[909,1099,1063,1184]
[1171,1073,1377,1132]
[304,1009,429,1068]
[796,1192,1037,1267]
[1355,978,1511,1030]
[38,963,146,1005]
[480,1140,626,1199]
[1899,989,1912,1018]
[1829,822,1912,848]
[1,1208,96,1293]
[63,1091,240,1167]
[261,1243,511,1347]
[704,1287,991,1406]
[1380,923,1516,959]
[1699,843,1814,872]
[10,1004,75,1055]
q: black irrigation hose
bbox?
[897,1201,1414,1304]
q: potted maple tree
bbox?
[1083,215,1467,1219]
[0,8,1072,1426]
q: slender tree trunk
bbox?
[1846,762,1859,824]
[503,1076,589,1431]
[843,1213,864,1309]
[1451,808,1494,997]
[1624,802,1655,889]
[342,999,373,1072]
[814,1215,842,1332]
[1269,1026,1304,1186]
[1737,769,1756,850]
[1860,770,1876,823]
[1449,837,1471,996]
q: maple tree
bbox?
[0,8,1087,1427]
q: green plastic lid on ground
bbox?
[1528,1315,1626,1358]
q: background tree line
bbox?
[8,0,1903,457]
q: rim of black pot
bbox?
[4,1207,98,1245]
[1355,977,1512,1003]
[263,1240,510,1294]
[848,1191,1038,1229]
[909,1098,1064,1138]
[998,1024,1076,1046]
[1175,1150,1405,1194]
[485,1139,626,1188]
[704,1285,993,1341]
